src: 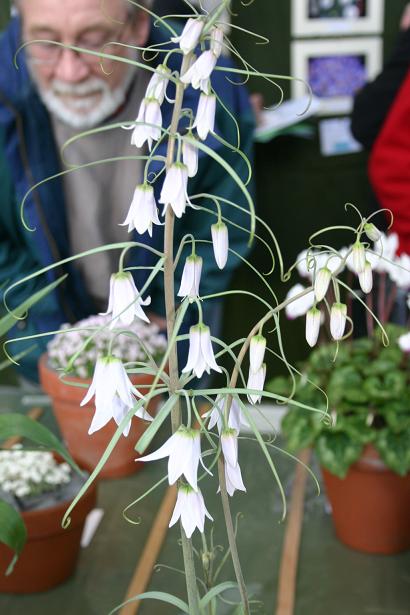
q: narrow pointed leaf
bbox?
[0,500,27,576]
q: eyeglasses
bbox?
[26,23,129,66]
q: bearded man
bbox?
[0,0,254,382]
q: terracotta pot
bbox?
[322,445,410,554]
[39,354,161,478]
[0,474,97,593]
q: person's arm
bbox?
[351,27,410,149]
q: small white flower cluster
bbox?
[285,229,410,348]
[47,313,167,380]
[0,446,71,499]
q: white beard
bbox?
[34,67,136,129]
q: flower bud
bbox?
[182,138,199,178]
[358,261,373,294]
[249,334,266,373]
[352,241,366,274]
[398,332,410,353]
[314,267,331,302]
[305,307,321,347]
[330,303,347,341]
[210,26,224,58]
[211,222,229,269]
[364,222,381,243]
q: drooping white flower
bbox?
[249,334,266,373]
[219,428,246,496]
[181,50,217,90]
[169,484,213,538]
[171,17,204,55]
[159,162,190,218]
[182,323,222,379]
[364,222,381,243]
[352,241,366,274]
[177,254,203,299]
[305,306,321,348]
[120,183,161,236]
[373,232,399,273]
[358,261,373,294]
[193,92,216,141]
[129,98,162,150]
[182,138,199,177]
[247,363,266,405]
[285,284,315,319]
[211,222,229,269]
[314,267,332,302]
[389,254,410,289]
[330,303,347,341]
[210,26,224,58]
[398,332,410,353]
[206,395,248,434]
[81,356,151,437]
[138,426,204,490]
[101,271,151,328]
[145,64,171,104]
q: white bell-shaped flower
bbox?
[182,323,222,379]
[81,356,152,437]
[330,303,347,340]
[138,426,202,490]
[358,261,373,294]
[145,64,171,104]
[211,222,229,270]
[177,254,203,299]
[169,484,213,538]
[249,334,266,373]
[219,428,246,497]
[305,306,321,347]
[101,271,151,328]
[182,138,199,178]
[352,241,366,274]
[247,363,266,405]
[120,183,161,236]
[373,232,399,273]
[130,98,162,150]
[181,50,217,90]
[210,26,224,58]
[193,92,216,140]
[171,17,204,55]
[206,395,248,434]
[314,267,332,302]
[159,162,189,218]
[285,284,315,319]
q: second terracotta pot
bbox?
[322,445,410,554]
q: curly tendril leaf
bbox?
[181,136,256,245]
[0,274,67,330]
[190,192,286,280]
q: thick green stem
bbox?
[163,52,201,615]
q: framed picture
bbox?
[292,0,384,37]
[291,37,382,114]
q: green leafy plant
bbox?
[269,323,410,478]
